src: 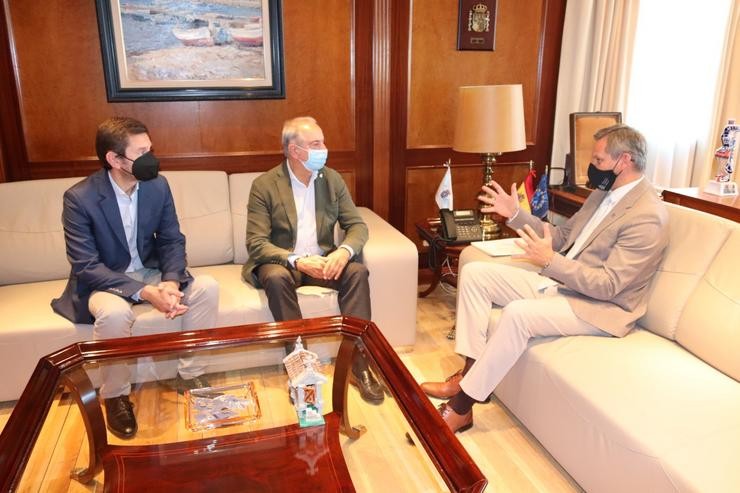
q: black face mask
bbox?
[587,162,619,191]
[120,152,160,181]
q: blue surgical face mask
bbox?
[297,146,328,172]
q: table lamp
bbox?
[453,84,526,239]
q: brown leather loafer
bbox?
[420,370,463,399]
[174,374,211,395]
[350,368,385,404]
[438,402,473,434]
[104,395,137,439]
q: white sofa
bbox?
[459,202,740,492]
[0,171,418,402]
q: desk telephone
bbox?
[439,208,482,244]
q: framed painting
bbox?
[95,0,285,101]
[568,112,622,187]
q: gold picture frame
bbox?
[568,112,622,187]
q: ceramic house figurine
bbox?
[283,337,328,427]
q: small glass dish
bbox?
[185,381,261,431]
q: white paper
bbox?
[471,238,525,257]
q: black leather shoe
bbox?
[104,395,137,439]
[174,374,211,395]
[350,367,385,404]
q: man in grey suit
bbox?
[421,124,669,432]
[243,116,384,403]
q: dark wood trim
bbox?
[372,0,392,219]
[352,0,374,207]
[0,1,28,182]
[20,150,362,180]
[549,185,589,217]
[388,0,411,229]
[662,188,740,223]
[532,0,567,168]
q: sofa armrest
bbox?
[358,207,418,347]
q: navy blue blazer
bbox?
[51,169,192,324]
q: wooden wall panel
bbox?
[390,0,565,241]
[407,1,543,148]
[0,0,369,202]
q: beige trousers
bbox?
[455,261,608,401]
[89,269,219,398]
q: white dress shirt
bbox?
[107,172,144,272]
[286,165,354,267]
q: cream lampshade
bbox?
[452,84,526,238]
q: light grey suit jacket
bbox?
[509,178,669,337]
[241,161,368,287]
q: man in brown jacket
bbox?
[421,124,670,432]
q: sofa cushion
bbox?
[161,171,233,267]
[494,329,740,493]
[675,227,740,382]
[0,177,83,285]
[228,172,259,265]
[639,203,733,340]
[0,278,185,402]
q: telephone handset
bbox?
[439,208,482,244]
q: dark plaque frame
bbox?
[457,0,497,51]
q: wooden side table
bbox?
[415,218,514,298]
[415,220,473,298]
[662,187,740,223]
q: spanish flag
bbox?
[517,182,531,214]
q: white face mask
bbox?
[297,145,328,172]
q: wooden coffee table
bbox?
[0,317,486,492]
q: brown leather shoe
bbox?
[104,395,137,439]
[420,370,463,399]
[350,368,385,404]
[438,402,473,433]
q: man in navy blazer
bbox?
[51,117,219,438]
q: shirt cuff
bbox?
[288,254,300,268]
[339,244,355,259]
[131,288,143,302]
[506,207,521,225]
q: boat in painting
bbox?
[230,25,263,47]
[172,26,214,47]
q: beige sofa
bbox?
[0,171,418,402]
[458,202,740,492]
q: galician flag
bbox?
[435,161,454,210]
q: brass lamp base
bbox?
[479,213,500,240]
[479,152,501,240]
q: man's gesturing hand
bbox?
[513,223,555,268]
[478,180,519,219]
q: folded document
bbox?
[471,238,525,257]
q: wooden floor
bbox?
[0,287,583,492]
